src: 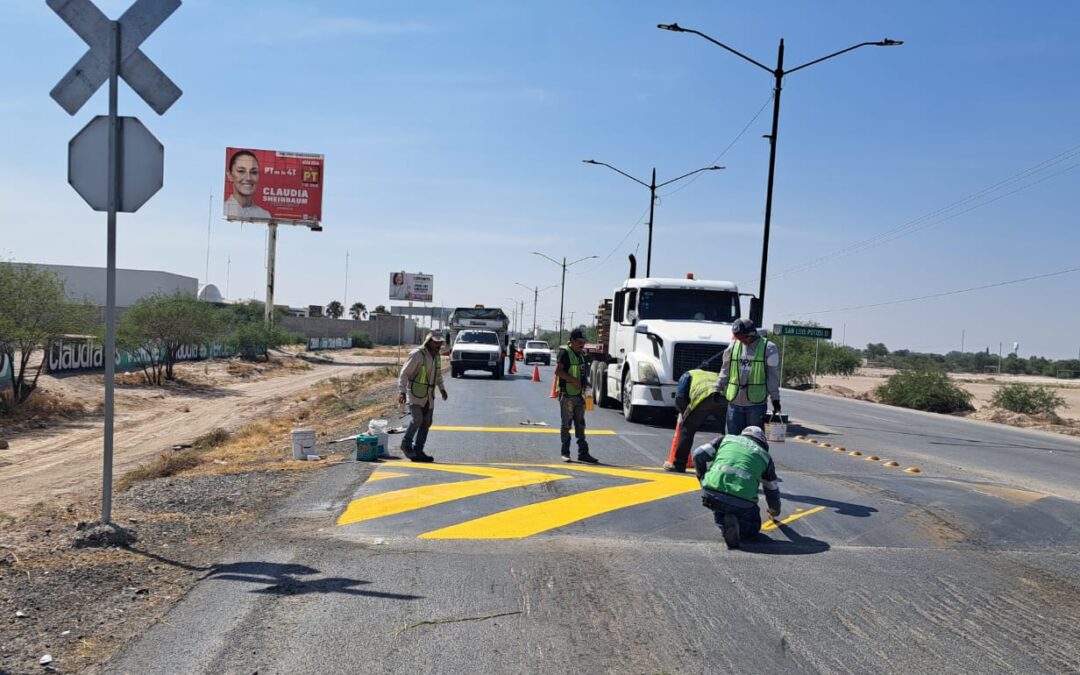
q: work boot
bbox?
[577,453,599,464]
[561,452,572,463]
[722,513,741,549]
[417,452,435,463]
[662,461,685,473]
[400,444,416,460]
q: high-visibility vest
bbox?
[410,351,440,398]
[687,369,720,412]
[725,339,768,404]
[560,346,583,396]
[701,434,772,502]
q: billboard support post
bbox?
[265,222,277,327]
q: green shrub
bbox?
[349,330,374,348]
[875,369,974,414]
[990,383,1066,415]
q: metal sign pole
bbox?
[101,19,121,525]
[813,338,820,389]
[779,335,786,389]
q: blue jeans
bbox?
[726,403,767,435]
[701,489,763,538]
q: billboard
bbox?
[223,148,324,224]
[389,272,434,302]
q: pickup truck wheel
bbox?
[493,366,503,380]
[622,371,644,423]
[451,365,460,378]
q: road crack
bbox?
[394,609,522,635]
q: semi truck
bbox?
[448,306,510,378]
[589,256,750,422]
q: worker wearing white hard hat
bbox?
[692,426,782,549]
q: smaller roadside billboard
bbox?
[389,272,434,302]
[223,147,324,224]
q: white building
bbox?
[10,263,198,309]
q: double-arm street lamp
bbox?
[658,22,902,325]
[583,160,723,278]
[515,281,559,338]
[531,252,598,346]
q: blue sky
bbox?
[2,1,1078,358]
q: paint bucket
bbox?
[765,413,788,444]
[355,434,379,462]
[290,428,316,460]
[368,419,390,457]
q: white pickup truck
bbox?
[522,340,552,365]
[450,329,505,378]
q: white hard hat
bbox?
[741,426,766,445]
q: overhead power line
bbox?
[792,265,1080,316]
[767,143,1080,281]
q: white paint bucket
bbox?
[368,419,389,457]
[291,428,317,460]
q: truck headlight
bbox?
[637,361,660,385]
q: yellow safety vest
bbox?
[726,339,768,404]
[410,351,440,398]
[687,369,720,412]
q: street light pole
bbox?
[532,252,598,346]
[516,281,558,337]
[583,160,723,277]
[657,23,901,325]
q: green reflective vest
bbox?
[725,338,768,404]
[701,434,772,502]
[687,369,720,412]
[560,345,583,396]
[410,351,440,398]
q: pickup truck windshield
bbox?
[637,289,739,322]
[526,342,549,350]
[456,332,499,345]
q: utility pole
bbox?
[343,250,349,311]
[516,281,558,338]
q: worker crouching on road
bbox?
[712,318,781,434]
[693,426,782,549]
[554,329,599,464]
[663,368,726,472]
[398,331,449,463]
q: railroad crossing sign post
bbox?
[772,323,834,389]
[49,0,182,525]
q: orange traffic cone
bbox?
[532,365,541,382]
[666,417,683,466]
[549,375,558,398]
[510,357,517,375]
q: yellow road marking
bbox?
[761,505,826,531]
[419,465,698,540]
[337,464,570,526]
[365,471,410,483]
[429,425,616,435]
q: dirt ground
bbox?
[815,368,1080,433]
[0,353,404,675]
[0,347,407,517]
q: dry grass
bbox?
[0,388,88,428]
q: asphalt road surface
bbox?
[108,365,1080,674]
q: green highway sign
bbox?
[773,324,833,340]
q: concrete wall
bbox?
[279,314,418,345]
[11,263,198,308]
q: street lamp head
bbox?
[582,159,599,164]
[657,23,685,32]
[708,165,725,171]
[879,38,903,46]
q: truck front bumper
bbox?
[628,382,678,408]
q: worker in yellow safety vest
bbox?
[712,318,781,434]
[663,367,727,473]
[554,328,599,464]
[398,331,449,462]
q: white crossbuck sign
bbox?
[48,0,182,115]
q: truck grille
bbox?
[458,351,491,362]
[672,342,727,380]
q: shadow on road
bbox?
[742,523,831,555]
[782,493,878,518]
[206,561,424,600]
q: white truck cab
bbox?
[593,275,741,422]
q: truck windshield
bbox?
[526,342,548,350]
[457,332,499,345]
[637,289,739,322]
